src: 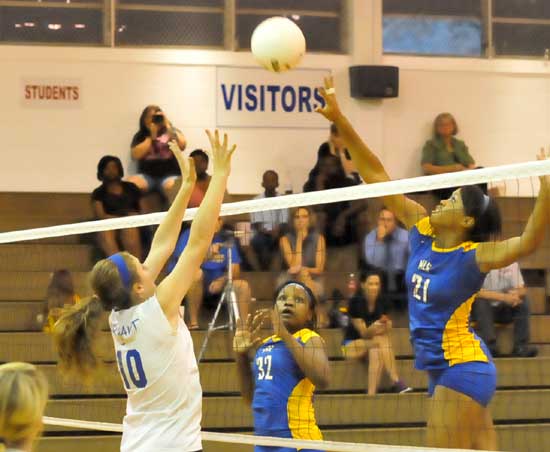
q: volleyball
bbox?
[251,17,306,73]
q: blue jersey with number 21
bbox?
[407,217,491,370]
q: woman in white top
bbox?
[0,362,49,452]
[54,130,235,452]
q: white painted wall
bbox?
[1,44,549,196]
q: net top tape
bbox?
[1,160,549,244]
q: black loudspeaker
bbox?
[349,65,399,99]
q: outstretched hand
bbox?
[315,76,342,122]
[233,310,269,354]
[537,147,550,186]
[205,129,237,176]
[169,140,196,187]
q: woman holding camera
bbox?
[129,105,187,200]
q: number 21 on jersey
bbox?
[412,273,430,303]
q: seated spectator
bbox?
[342,272,411,395]
[421,113,477,200]
[279,207,327,326]
[188,149,212,208]
[92,156,143,260]
[168,219,251,329]
[363,207,409,310]
[250,170,289,270]
[37,270,79,333]
[128,105,186,200]
[0,362,49,452]
[473,262,538,357]
[310,123,360,183]
[303,154,366,247]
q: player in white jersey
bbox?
[53,130,235,452]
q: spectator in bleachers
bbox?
[38,270,79,333]
[473,262,538,357]
[128,105,187,200]
[363,207,409,310]
[303,154,366,247]
[188,149,211,208]
[92,156,143,260]
[309,123,360,183]
[250,170,289,270]
[279,207,327,326]
[421,113,477,200]
[0,362,48,452]
[342,271,411,395]
[168,218,251,329]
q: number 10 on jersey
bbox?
[412,274,430,303]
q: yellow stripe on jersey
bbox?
[416,217,480,253]
[416,217,434,237]
[262,328,320,345]
[287,378,323,442]
[442,294,489,366]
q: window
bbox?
[383,0,483,57]
[0,2,103,45]
[492,0,550,57]
[116,0,224,47]
[236,0,344,53]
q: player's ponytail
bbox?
[53,253,137,381]
[461,185,502,242]
[0,362,48,451]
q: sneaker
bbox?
[393,380,413,394]
[512,346,538,358]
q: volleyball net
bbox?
[2,161,550,452]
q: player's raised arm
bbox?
[143,141,196,281]
[316,76,426,229]
[233,310,268,405]
[476,149,550,272]
[157,130,235,322]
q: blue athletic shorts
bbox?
[255,447,323,452]
[427,361,497,407]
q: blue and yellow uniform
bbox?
[406,217,496,406]
[252,328,324,452]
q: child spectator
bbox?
[92,155,143,260]
[188,149,211,208]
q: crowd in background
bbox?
[40,104,537,395]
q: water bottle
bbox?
[347,272,357,298]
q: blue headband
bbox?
[108,253,131,289]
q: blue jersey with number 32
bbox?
[407,217,491,370]
[252,328,323,449]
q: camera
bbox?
[152,113,164,125]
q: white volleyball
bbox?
[251,17,306,73]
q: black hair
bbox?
[460,185,502,242]
[359,270,383,285]
[273,280,317,327]
[263,169,278,179]
[130,105,160,147]
[97,155,124,181]
[190,149,209,164]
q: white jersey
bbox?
[109,295,202,452]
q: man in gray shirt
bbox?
[473,262,537,357]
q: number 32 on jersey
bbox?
[412,273,430,303]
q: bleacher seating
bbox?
[0,192,549,452]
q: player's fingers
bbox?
[214,129,220,147]
[222,133,228,150]
[205,129,215,148]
